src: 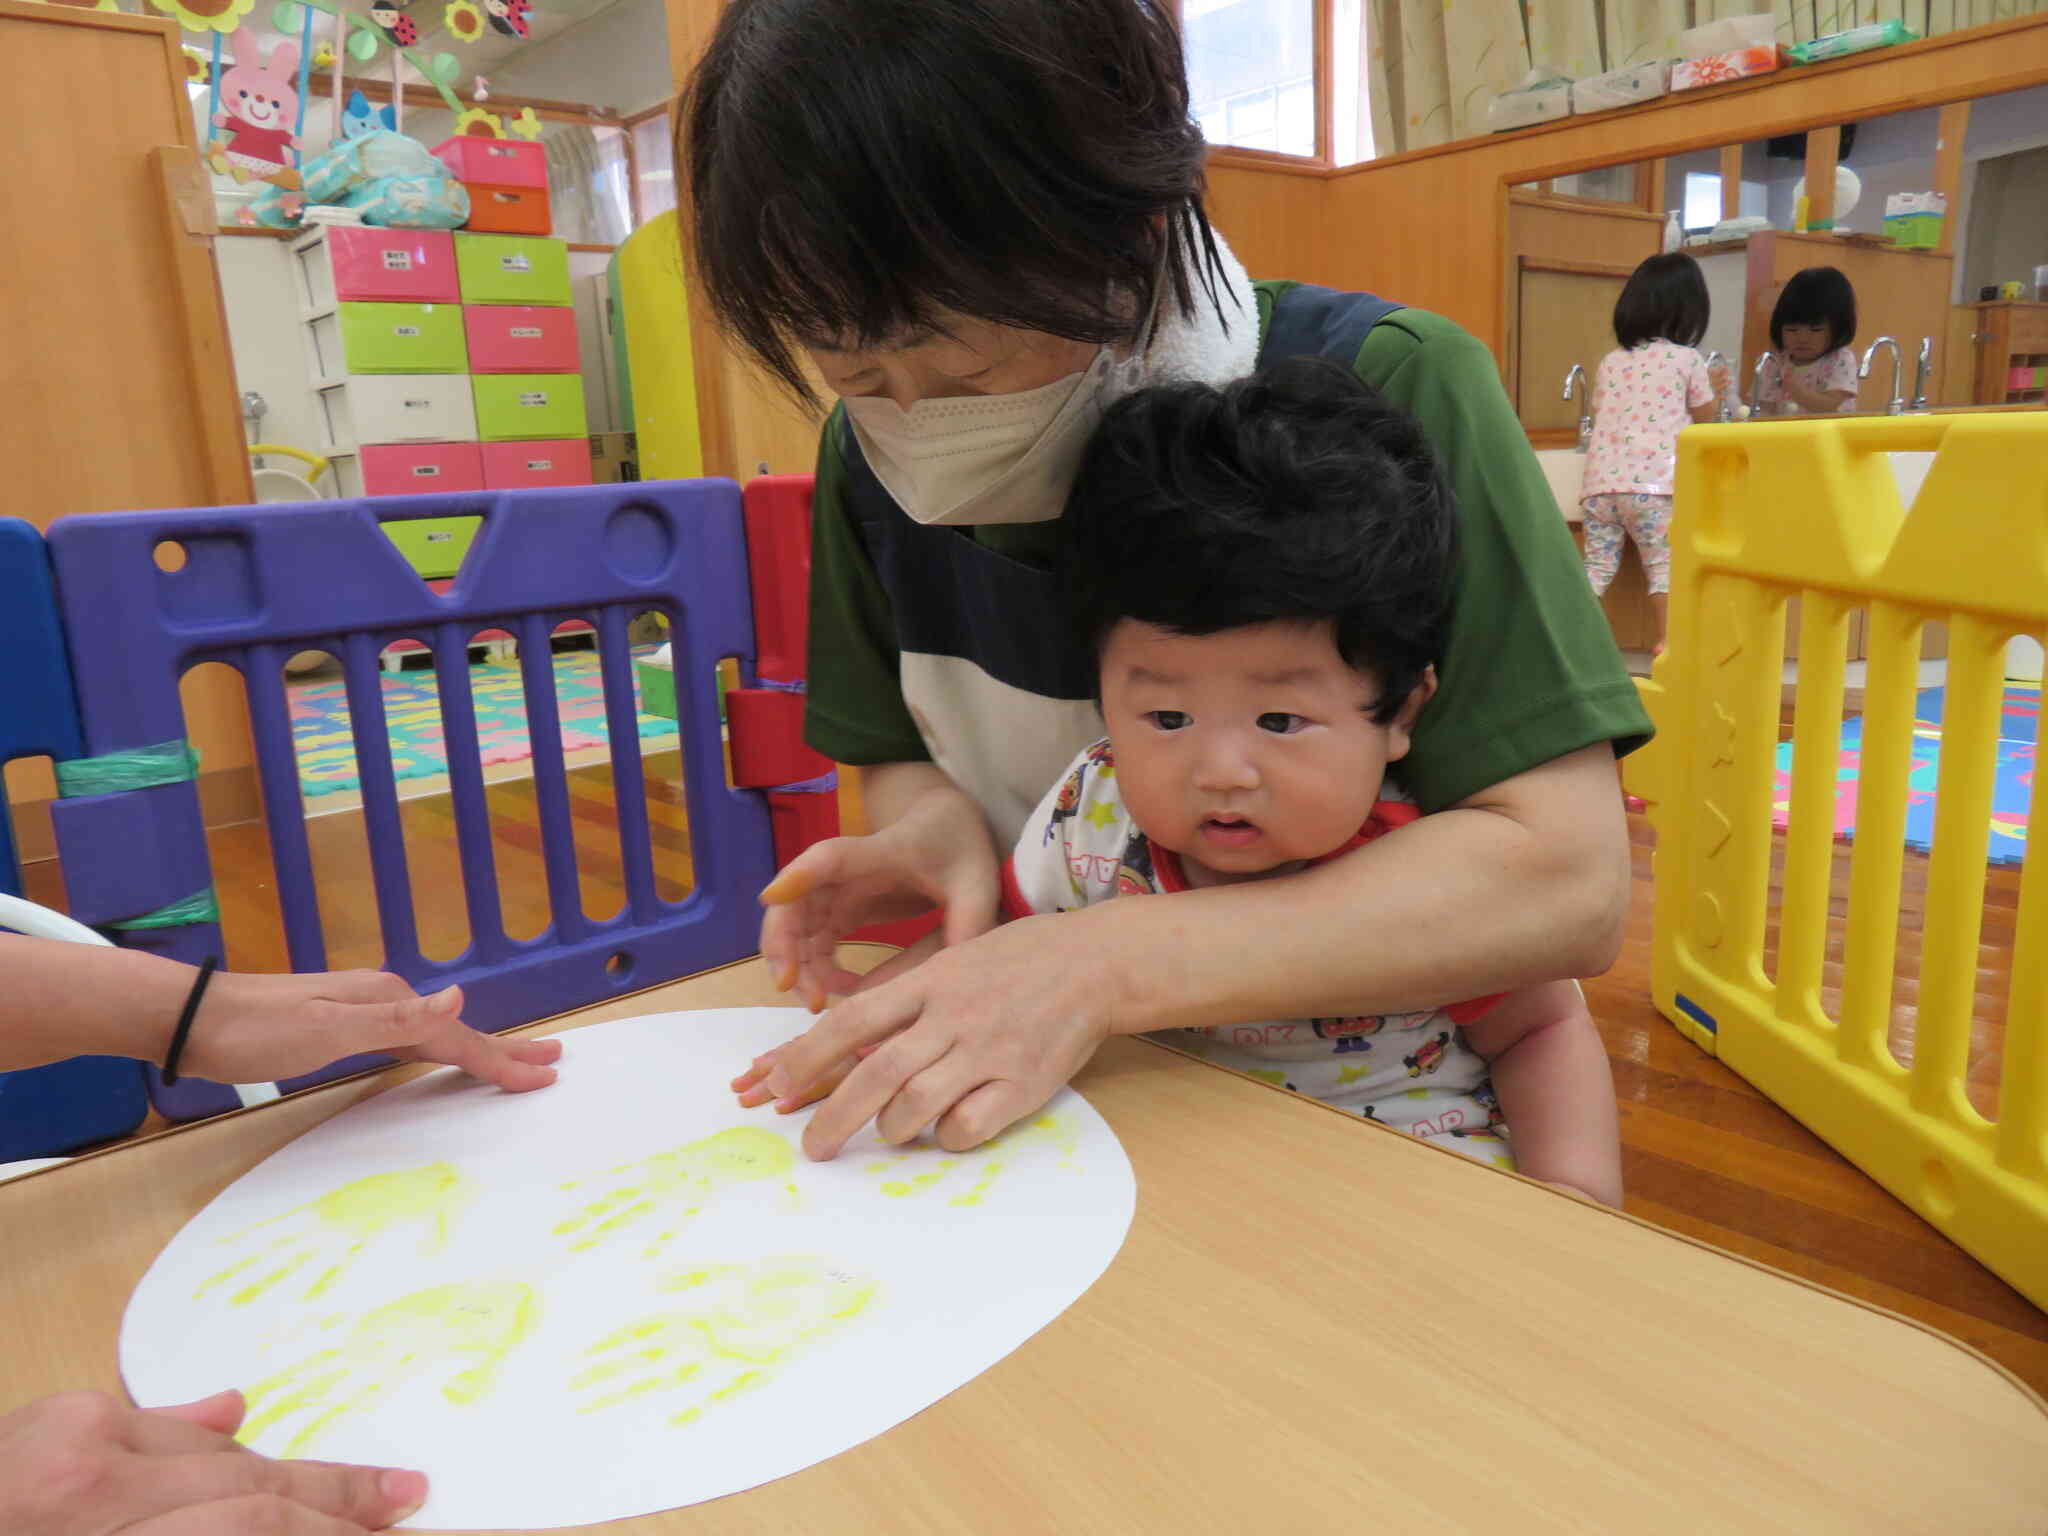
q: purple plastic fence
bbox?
[46,482,776,1121]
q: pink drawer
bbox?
[298,227,461,308]
[480,438,593,489]
[359,441,485,497]
[432,136,548,189]
[464,304,580,373]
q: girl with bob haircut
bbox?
[685,0,1650,1162]
[1757,265,1861,415]
[1579,252,1727,655]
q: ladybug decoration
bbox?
[369,0,418,47]
[483,0,532,38]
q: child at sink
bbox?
[1579,251,1728,656]
[1755,266,1861,416]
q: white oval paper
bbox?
[121,1008,1135,1529]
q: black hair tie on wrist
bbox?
[162,955,218,1086]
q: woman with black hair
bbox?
[686,0,1652,1161]
[1579,252,1728,655]
[1756,266,1861,415]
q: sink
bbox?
[1532,448,1585,522]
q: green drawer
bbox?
[318,302,469,375]
[382,516,482,579]
[454,233,573,306]
[472,373,588,442]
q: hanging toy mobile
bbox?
[369,0,417,46]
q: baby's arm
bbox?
[1459,980,1622,1206]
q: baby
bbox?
[1000,357,1621,1202]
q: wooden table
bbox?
[5,949,2046,1532]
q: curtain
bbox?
[1369,0,2046,155]
[541,122,630,246]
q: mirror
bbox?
[1506,80,2048,442]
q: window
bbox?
[1183,0,1372,166]
[1681,171,1768,232]
[1184,0,1318,159]
[629,107,675,227]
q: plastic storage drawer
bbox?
[292,227,460,311]
[471,373,587,442]
[306,302,468,382]
[464,304,579,372]
[480,438,593,488]
[316,374,478,452]
[454,233,572,306]
[465,184,552,236]
[432,136,548,188]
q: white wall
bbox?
[213,237,326,487]
[484,0,670,114]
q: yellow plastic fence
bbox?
[1624,411,2047,1310]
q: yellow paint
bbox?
[1337,1063,1374,1085]
[239,1281,541,1458]
[866,1113,1079,1209]
[571,1255,877,1423]
[554,1127,797,1261]
[196,1163,471,1307]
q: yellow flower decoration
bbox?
[442,0,485,42]
[508,106,543,141]
[453,105,505,137]
[148,0,256,36]
[311,40,337,69]
[181,45,211,82]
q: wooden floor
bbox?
[21,747,2047,1398]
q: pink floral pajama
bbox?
[1580,491,1673,594]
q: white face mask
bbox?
[842,342,1141,527]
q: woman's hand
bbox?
[759,778,1000,1011]
[754,912,1120,1160]
[0,1388,429,1534]
[183,972,561,1091]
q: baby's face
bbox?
[1098,619,1425,888]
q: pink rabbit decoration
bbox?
[208,32,304,192]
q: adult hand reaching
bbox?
[0,1388,430,1534]
[759,765,1000,1011]
[750,911,1119,1160]
[0,934,561,1093]
[181,971,561,1091]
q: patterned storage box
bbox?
[1672,45,1779,90]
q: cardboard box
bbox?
[589,431,639,483]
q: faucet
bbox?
[1704,350,1732,422]
[1749,351,1775,416]
[1910,336,1933,412]
[1860,336,1904,415]
[1561,363,1591,449]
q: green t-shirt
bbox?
[802,283,1649,817]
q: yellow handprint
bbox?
[194,1163,472,1308]
[864,1111,1078,1208]
[238,1281,541,1457]
[570,1256,877,1425]
[553,1127,798,1261]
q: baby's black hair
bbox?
[1770,266,1858,353]
[1065,356,1455,724]
[682,0,1229,407]
[1613,253,1710,350]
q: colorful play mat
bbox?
[1773,684,2036,865]
[290,647,678,799]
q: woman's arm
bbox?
[760,742,1630,1159]
[0,935,560,1089]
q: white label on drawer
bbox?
[525,458,553,471]
[404,397,432,410]
[519,391,549,407]
[381,251,413,270]
[509,326,543,338]
[426,530,454,543]
[411,465,441,477]
[501,254,532,273]
[488,145,514,158]
[394,326,420,338]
